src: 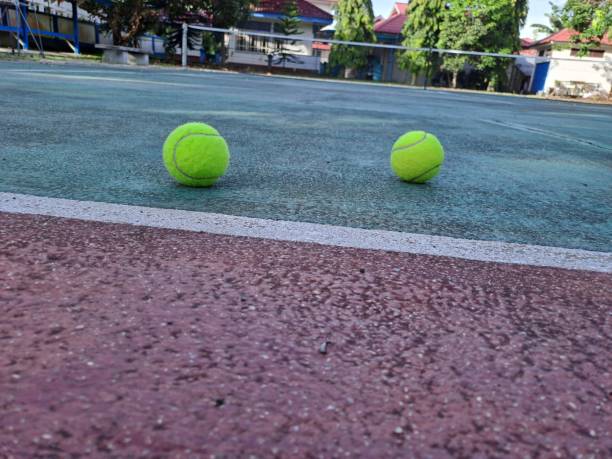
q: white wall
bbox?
[227,49,321,71]
[544,47,612,97]
[27,0,97,21]
[226,21,321,71]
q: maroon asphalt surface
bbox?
[1,212,611,458]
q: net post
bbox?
[181,23,188,67]
[423,47,433,90]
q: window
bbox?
[235,34,273,54]
[237,35,246,51]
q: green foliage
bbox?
[274,1,302,66]
[398,0,446,74]
[159,0,256,58]
[201,32,218,56]
[330,0,377,72]
[279,0,301,37]
[149,0,211,57]
[437,0,526,90]
[560,0,612,54]
[530,1,564,35]
[208,0,257,28]
[161,24,207,58]
[81,0,157,46]
[81,0,256,49]
[151,0,210,21]
[398,0,526,83]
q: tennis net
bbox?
[182,24,607,97]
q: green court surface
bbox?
[1,61,611,252]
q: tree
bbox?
[437,0,527,90]
[273,0,302,67]
[330,0,377,78]
[208,0,255,28]
[81,0,158,46]
[81,0,256,51]
[531,1,564,35]
[560,0,612,54]
[148,0,208,59]
[204,0,258,62]
[148,0,255,61]
[437,0,487,88]
[397,0,447,84]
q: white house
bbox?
[225,0,333,72]
[525,29,612,98]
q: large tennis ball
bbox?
[163,122,230,187]
[390,131,444,183]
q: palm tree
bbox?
[531,1,564,35]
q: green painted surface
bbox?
[1,61,611,252]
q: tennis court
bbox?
[1,61,611,250]
[1,60,611,457]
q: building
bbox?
[369,5,611,97]
[524,29,612,98]
[307,0,338,14]
[0,0,97,53]
[0,0,165,57]
[372,2,415,83]
[374,1,407,43]
[225,0,333,72]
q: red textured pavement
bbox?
[1,212,611,458]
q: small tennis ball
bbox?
[390,131,444,183]
[163,122,230,187]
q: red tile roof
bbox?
[532,28,611,46]
[516,38,537,56]
[254,0,332,21]
[395,2,408,15]
[374,2,408,35]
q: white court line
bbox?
[1,192,610,273]
[6,71,204,88]
[481,119,611,150]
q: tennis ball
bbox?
[390,131,444,183]
[163,122,230,187]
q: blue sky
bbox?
[371,0,564,38]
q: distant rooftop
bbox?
[373,2,408,36]
[529,29,611,47]
[253,0,333,21]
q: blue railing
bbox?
[0,1,81,53]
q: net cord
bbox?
[185,24,607,65]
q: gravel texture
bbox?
[1,212,611,458]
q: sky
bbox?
[371,0,564,39]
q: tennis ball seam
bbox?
[391,132,428,153]
[173,133,223,180]
[406,164,442,182]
